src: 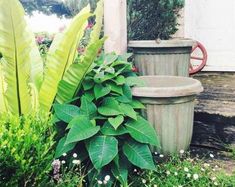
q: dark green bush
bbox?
[128,0,184,40]
[0,113,55,186]
[53,53,159,186]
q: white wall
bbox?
[26,12,71,33]
[184,0,235,71]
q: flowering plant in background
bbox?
[35,32,54,58]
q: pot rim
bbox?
[131,76,203,98]
[128,38,194,48]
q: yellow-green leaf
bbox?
[0,0,35,115]
[0,62,7,113]
[39,6,92,112]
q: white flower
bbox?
[52,159,60,166]
[154,185,158,187]
[201,168,205,172]
[159,154,164,158]
[193,174,199,180]
[166,171,170,175]
[61,160,66,164]
[73,153,78,158]
[209,154,214,158]
[142,179,146,184]
[187,173,191,178]
[178,186,183,187]
[184,167,189,172]
[72,159,81,165]
[104,175,110,181]
[214,182,218,186]
[179,149,184,154]
[62,153,67,157]
[211,177,216,181]
[204,163,210,167]
[97,180,103,184]
[103,180,107,184]
[215,165,219,168]
[154,152,158,155]
[174,172,178,176]
[134,169,137,172]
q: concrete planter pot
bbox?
[132,76,203,154]
[128,39,194,77]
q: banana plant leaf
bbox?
[55,1,105,104]
[0,61,7,113]
[39,6,92,112]
[56,38,106,104]
[0,0,38,115]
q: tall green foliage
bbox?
[54,53,160,186]
[0,0,104,115]
[128,0,184,40]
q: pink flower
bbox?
[36,36,44,44]
[86,23,93,30]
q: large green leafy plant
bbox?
[54,53,160,186]
[0,0,104,115]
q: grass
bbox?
[129,151,235,187]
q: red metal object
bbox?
[189,41,207,75]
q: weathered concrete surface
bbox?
[191,73,235,149]
[193,73,235,117]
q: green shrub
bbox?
[0,113,55,186]
[128,0,184,40]
[53,53,160,186]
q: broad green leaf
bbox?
[100,122,128,136]
[82,79,94,91]
[55,136,76,158]
[84,90,95,102]
[111,155,128,187]
[29,83,39,111]
[105,67,115,74]
[107,82,123,95]
[120,103,137,120]
[55,38,106,104]
[89,0,104,43]
[115,64,132,75]
[126,76,145,87]
[86,136,118,169]
[0,62,7,113]
[0,0,37,115]
[96,73,116,83]
[94,84,111,99]
[98,97,123,116]
[129,100,145,109]
[125,116,159,146]
[111,60,129,67]
[122,84,132,100]
[80,95,97,119]
[114,75,125,85]
[39,6,92,112]
[54,104,80,123]
[65,115,100,145]
[105,53,118,65]
[123,140,155,170]
[108,115,124,129]
[116,95,131,103]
